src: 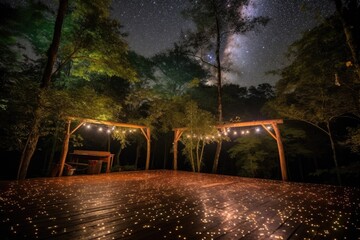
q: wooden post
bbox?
[145,128,151,170]
[173,131,179,170]
[173,129,184,170]
[272,123,288,181]
[58,120,71,176]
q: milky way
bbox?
[112,0,335,86]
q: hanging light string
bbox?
[82,123,138,135]
[183,125,272,140]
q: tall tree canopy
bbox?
[0,0,136,179]
[266,16,359,185]
[181,0,268,173]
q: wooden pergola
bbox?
[173,119,288,181]
[58,116,151,177]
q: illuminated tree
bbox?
[180,101,217,172]
[0,0,136,179]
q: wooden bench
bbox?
[69,150,114,173]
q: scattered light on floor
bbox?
[0,171,359,239]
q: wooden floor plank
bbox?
[0,170,359,239]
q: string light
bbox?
[255,128,260,132]
[98,127,103,132]
[86,125,91,129]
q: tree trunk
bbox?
[190,139,195,172]
[334,0,360,81]
[163,137,167,169]
[212,14,223,173]
[40,0,68,88]
[46,121,60,175]
[212,140,222,173]
[17,0,68,179]
[326,121,342,186]
[115,146,122,166]
[17,106,42,179]
[199,140,205,172]
[196,139,200,172]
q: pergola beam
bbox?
[66,116,147,129]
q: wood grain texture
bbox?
[0,171,359,239]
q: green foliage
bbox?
[180,101,217,172]
[57,0,137,82]
[346,127,360,153]
[190,83,275,121]
[182,0,268,47]
[228,125,311,179]
[151,46,208,96]
[229,135,276,178]
[266,16,359,124]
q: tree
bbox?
[228,126,313,180]
[266,16,358,185]
[151,45,208,97]
[12,0,136,179]
[17,0,68,180]
[180,101,217,172]
[334,0,360,80]
[181,0,268,173]
[229,135,275,178]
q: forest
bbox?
[0,0,359,187]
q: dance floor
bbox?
[0,170,359,239]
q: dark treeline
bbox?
[0,0,359,186]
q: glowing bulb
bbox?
[233,131,237,135]
[107,129,111,134]
[255,128,260,132]
[98,127,103,132]
[86,125,91,129]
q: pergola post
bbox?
[173,129,184,170]
[145,128,151,170]
[58,120,84,176]
[272,123,288,181]
[58,120,71,177]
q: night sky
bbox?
[112,0,335,86]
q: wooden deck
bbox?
[0,170,359,239]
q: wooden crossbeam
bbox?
[66,116,147,129]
